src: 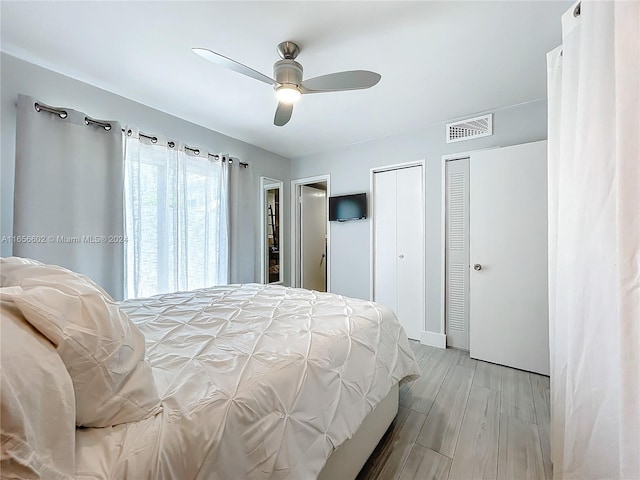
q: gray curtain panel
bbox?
[13,94,124,299]
[225,156,256,284]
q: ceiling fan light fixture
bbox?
[193,41,381,126]
[275,85,301,104]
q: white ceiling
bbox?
[0,1,570,159]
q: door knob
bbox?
[473,264,482,271]
[399,254,405,259]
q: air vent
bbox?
[446,114,493,143]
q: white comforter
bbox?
[75,284,420,479]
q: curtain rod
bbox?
[35,102,111,130]
[33,101,248,168]
[124,129,248,168]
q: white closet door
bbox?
[395,166,424,341]
[373,165,424,341]
[445,159,470,349]
[469,141,549,375]
[373,170,398,314]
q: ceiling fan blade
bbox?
[274,102,293,126]
[301,70,381,93]
[192,48,275,86]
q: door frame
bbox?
[290,174,331,291]
[259,176,284,285]
[369,159,426,307]
[440,147,499,346]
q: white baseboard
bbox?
[421,331,446,349]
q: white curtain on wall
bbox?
[124,129,228,298]
[13,94,124,300]
[547,2,639,479]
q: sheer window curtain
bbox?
[13,94,124,300]
[547,2,639,478]
[124,129,228,298]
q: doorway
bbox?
[291,175,330,292]
[260,177,283,284]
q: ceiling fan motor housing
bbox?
[274,60,303,88]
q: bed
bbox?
[1,258,420,479]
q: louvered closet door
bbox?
[445,159,470,349]
[373,165,424,341]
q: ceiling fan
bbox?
[192,41,381,127]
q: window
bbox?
[124,130,228,298]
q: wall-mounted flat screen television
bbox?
[329,193,367,222]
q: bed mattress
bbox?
[75,284,420,479]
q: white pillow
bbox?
[2,259,162,428]
[1,257,42,287]
[0,290,76,479]
[1,257,109,298]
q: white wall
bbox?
[1,51,548,330]
[291,99,548,336]
[0,53,291,284]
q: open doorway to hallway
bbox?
[291,175,330,292]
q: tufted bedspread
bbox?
[75,284,420,479]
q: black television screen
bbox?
[329,193,367,222]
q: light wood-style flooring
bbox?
[357,341,551,480]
